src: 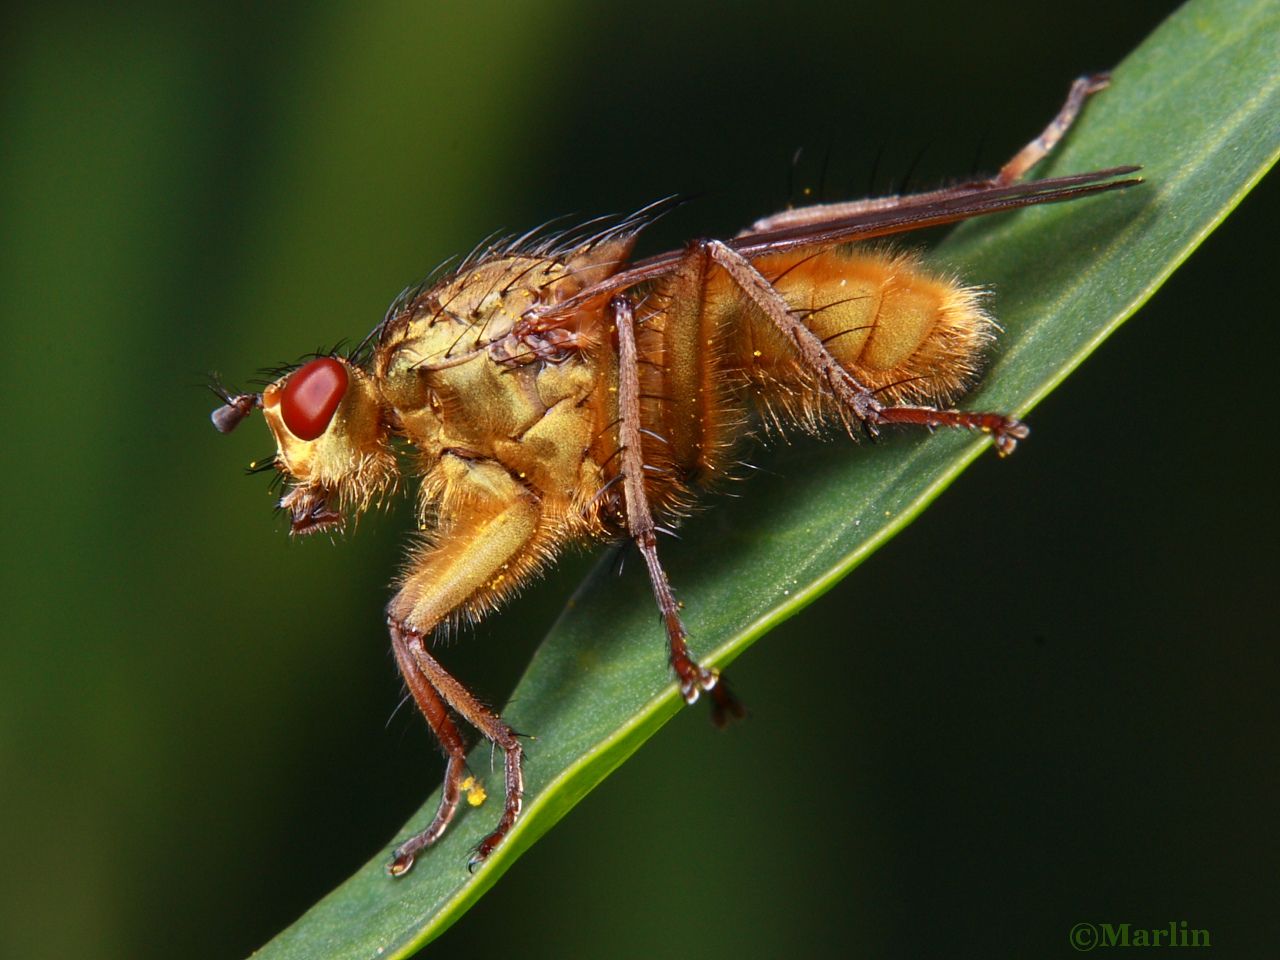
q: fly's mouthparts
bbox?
[211,393,263,434]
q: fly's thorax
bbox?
[367,239,637,534]
[384,332,605,508]
[374,237,637,391]
[374,317,462,448]
[373,256,565,446]
[374,247,622,465]
[377,318,546,458]
[380,254,581,369]
[430,255,576,325]
[261,357,397,530]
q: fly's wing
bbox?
[519,166,1142,329]
[729,166,1142,257]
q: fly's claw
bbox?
[678,664,719,705]
[674,660,746,727]
[990,416,1030,457]
[467,834,503,873]
[387,847,417,877]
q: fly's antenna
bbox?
[208,376,262,434]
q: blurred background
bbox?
[2,1,1275,957]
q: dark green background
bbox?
[2,1,1275,957]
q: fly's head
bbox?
[211,356,398,535]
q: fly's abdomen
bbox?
[741,248,992,406]
[633,245,995,509]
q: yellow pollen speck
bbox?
[752,349,762,358]
[460,776,487,807]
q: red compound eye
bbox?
[281,357,349,440]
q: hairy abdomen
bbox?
[635,246,993,511]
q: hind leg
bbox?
[746,73,1110,235]
[698,239,1028,454]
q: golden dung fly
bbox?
[211,75,1139,873]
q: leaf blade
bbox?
[254,0,1278,955]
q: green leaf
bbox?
[255,1,1277,956]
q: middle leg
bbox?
[612,293,745,727]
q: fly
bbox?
[210,75,1140,872]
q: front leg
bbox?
[388,622,526,873]
[387,454,546,872]
[386,627,472,875]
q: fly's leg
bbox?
[385,460,545,870]
[746,74,1109,234]
[995,73,1110,185]
[389,621,524,872]
[387,625,471,876]
[870,405,1028,457]
[612,293,745,727]
[699,240,1028,454]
